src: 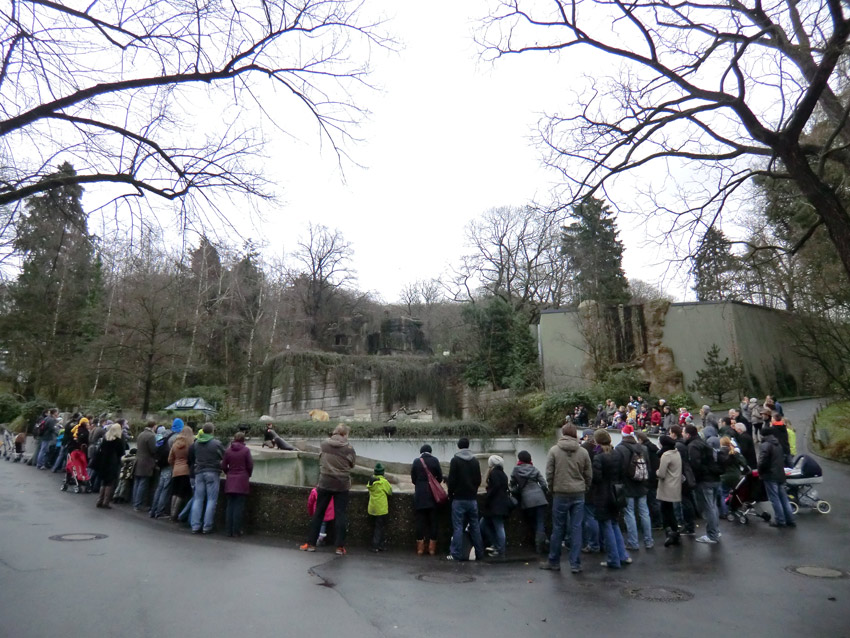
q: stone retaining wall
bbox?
[215,481,549,552]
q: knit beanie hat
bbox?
[374,463,385,475]
[659,435,676,451]
[488,455,504,468]
[172,418,185,433]
[622,424,635,435]
[517,450,532,464]
[419,444,432,454]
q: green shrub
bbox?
[9,415,26,433]
[827,434,850,463]
[80,398,121,418]
[668,392,695,411]
[20,398,54,433]
[0,393,22,424]
[597,369,649,406]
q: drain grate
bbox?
[49,533,108,542]
[621,585,694,603]
[417,572,476,584]
[786,566,846,579]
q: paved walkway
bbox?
[1,399,848,638]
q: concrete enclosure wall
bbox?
[539,300,811,401]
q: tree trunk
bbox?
[782,147,850,284]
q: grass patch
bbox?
[812,400,850,463]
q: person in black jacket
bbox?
[591,429,631,569]
[93,423,129,509]
[685,425,723,544]
[481,455,512,558]
[410,444,443,556]
[759,427,796,527]
[637,431,662,530]
[670,425,697,535]
[733,423,757,469]
[616,425,654,550]
[446,438,484,561]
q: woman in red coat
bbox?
[221,431,254,537]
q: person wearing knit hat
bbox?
[615,421,654,551]
[367,463,392,552]
[171,418,185,433]
[482,452,512,558]
[446,438,484,561]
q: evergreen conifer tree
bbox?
[561,197,630,305]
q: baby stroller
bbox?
[2,428,15,461]
[61,449,90,494]
[725,468,772,524]
[786,455,831,514]
[112,451,136,504]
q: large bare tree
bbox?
[452,205,572,310]
[291,223,356,343]
[481,0,850,282]
[0,0,389,223]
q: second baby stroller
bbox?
[786,454,831,514]
[725,468,772,524]
[61,448,90,494]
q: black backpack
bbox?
[155,433,173,468]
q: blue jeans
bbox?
[600,519,629,567]
[548,495,584,568]
[583,503,600,551]
[36,440,52,468]
[624,496,653,548]
[480,515,506,556]
[449,499,484,560]
[696,482,721,540]
[764,480,795,525]
[191,472,220,532]
[132,476,151,509]
[150,467,173,516]
[720,485,732,517]
[51,445,68,472]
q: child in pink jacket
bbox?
[308,486,335,545]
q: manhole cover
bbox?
[787,566,846,579]
[621,586,694,602]
[417,572,475,584]
[49,533,108,542]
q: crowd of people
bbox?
[15,412,254,538]
[7,394,802,563]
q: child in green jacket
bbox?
[367,463,392,552]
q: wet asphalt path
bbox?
[1,399,848,638]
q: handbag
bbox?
[420,457,448,506]
[611,482,627,510]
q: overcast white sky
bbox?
[252,0,684,303]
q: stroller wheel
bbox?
[726,513,736,522]
[816,501,831,514]
[74,486,80,494]
[60,484,67,491]
[740,514,749,525]
[789,501,799,515]
[761,513,771,522]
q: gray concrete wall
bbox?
[538,309,593,390]
[539,300,811,402]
